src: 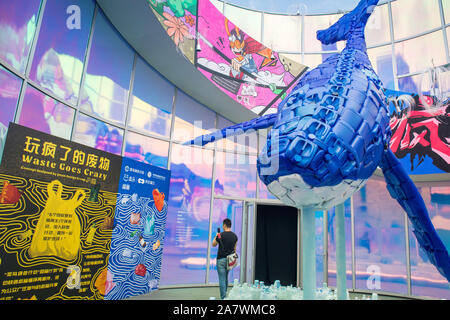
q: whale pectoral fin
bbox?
[380,148,450,282]
[183,113,277,147]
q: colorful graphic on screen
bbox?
[160,145,213,285]
[105,157,171,300]
[196,0,305,114]
[148,0,307,114]
[148,0,197,63]
[386,89,450,175]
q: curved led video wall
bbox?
[0,0,448,300]
[148,0,308,115]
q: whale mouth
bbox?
[267,173,366,210]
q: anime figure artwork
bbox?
[225,18,272,80]
[186,0,450,299]
[195,0,304,112]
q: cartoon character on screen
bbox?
[389,94,450,173]
[225,18,259,79]
[186,0,450,299]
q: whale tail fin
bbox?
[380,148,450,283]
[183,113,277,147]
[317,0,380,45]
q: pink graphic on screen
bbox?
[196,0,299,113]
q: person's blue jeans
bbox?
[217,258,229,299]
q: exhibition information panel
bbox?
[0,123,170,300]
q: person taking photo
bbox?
[212,218,238,299]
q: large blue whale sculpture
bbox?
[186,0,450,287]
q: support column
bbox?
[335,203,347,300]
[301,206,316,300]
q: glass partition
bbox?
[0,66,22,127]
[128,56,173,138]
[80,10,134,125]
[216,115,259,155]
[444,1,450,24]
[258,179,276,200]
[0,0,41,73]
[367,45,395,90]
[257,129,276,200]
[216,115,236,152]
[29,0,95,105]
[160,144,213,285]
[215,150,257,199]
[19,84,74,139]
[395,31,446,76]
[398,73,424,94]
[365,3,390,47]
[124,131,169,169]
[72,112,124,155]
[409,186,450,299]
[226,4,262,42]
[263,13,301,52]
[173,90,216,143]
[391,0,441,40]
[447,27,450,53]
[353,178,408,295]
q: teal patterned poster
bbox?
[105,157,171,300]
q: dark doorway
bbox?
[254,204,298,286]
